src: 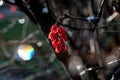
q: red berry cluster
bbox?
[48,24,68,54]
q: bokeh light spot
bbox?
[0,12,4,19]
[18,18,25,24]
[0,0,3,6]
[17,44,35,61]
[10,5,17,12]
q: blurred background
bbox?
[0,0,120,80]
[0,1,68,80]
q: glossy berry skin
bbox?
[48,24,68,54]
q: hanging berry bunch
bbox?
[48,24,68,54]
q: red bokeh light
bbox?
[10,5,17,12]
[0,12,4,19]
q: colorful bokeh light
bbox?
[17,44,35,61]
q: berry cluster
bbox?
[48,24,68,54]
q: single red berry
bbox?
[48,32,58,41]
[55,39,66,53]
[57,27,66,36]
[52,40,58,48]
[55,47,61,53]
[55,40,63,53]
[60,34,68,41]
[50,24,58,33]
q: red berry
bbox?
[57,27,66,36]
[52,40,58,48]
[55,43,62,53]
[48,24,68,54]
[48,32,58,41]
[61,34,68,41]
[50,24,57,33]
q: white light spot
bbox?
[42,7,48,14]
[106,12,118,22]
[18,18,25,24]
[107,60,118,65]
[87,68,93,71]
[0,0,3,6]
[76,65,82,70]
[37,42,42,47]
[17,44,34,61]
[80,70,86,75]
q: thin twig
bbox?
[104,30,120,33]
[0,51,16,71]
[91,0,105,33]
[23,72,51,80]
[5,40,42,45]
[63,11,87,21]
[61,22,120,30]
[21,30,39,43]
[21,16,29,39]
[0,19,17,34]
[0,40,11,58]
